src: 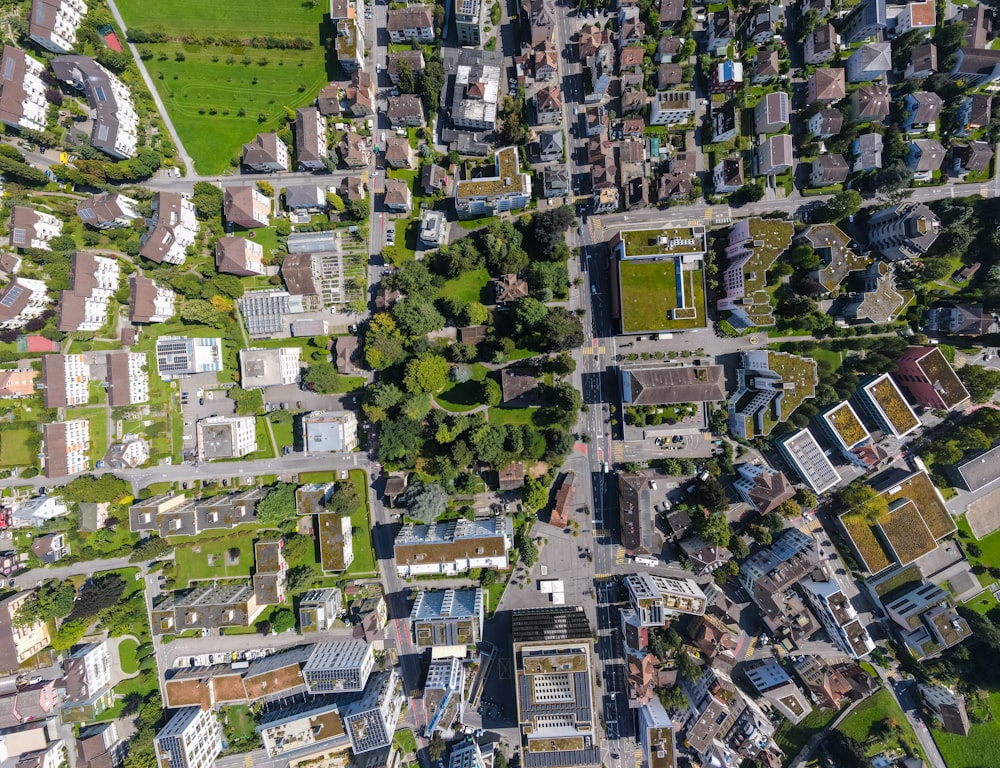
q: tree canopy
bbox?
[257,483,298,527]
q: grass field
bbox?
[933,690,1000,767]
[173,532,257,585]
[440,268,491,305]
[436,363,488,412]
[115,0,333,174]
[345,469,377,576]
[393,729,418,756]
[488,406,538,426]
[837,689,921,758]
[118,638,140,674]
[0,429,35,467]
[774,705,840,758]
[65,408,109,463]
[957,514,1000,587]
[619,260,707,333]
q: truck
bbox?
[656,333,674,340]
[633,555,659,567]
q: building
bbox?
[756,134,792,176]
[881,580,971,659]
[295,106,328,171]
[907,138,946,180]
[894,346,970,411]
[953,141,994,176]
[57,252,119,332]
[9,206,62,251]
[282,231,350,308]
[706,8,734,54]
[129,275,175,324]
[331,0,364,72]
[0,277,48,330]
[639,698,676,768]
[777,428,841,494]
[852,83,890,123]
[394,517,513,576]
[454,146,531,219]
[802,579,874,658]
[151,583,266,635]
[841,0,886,43]
[386,95,424,128]
[129,489,263,538]
[895,0,934,33]
[411,588,484,650]
[224,186,271,229]
[709,59,743,95]
[810,154,849,187]
[906,42,938,80]
[387,5,434,42]
[868,202,940,261]
[807,67,846,104]
[804,23,839,65]
[455,0,484,45]
[713,157,744,193]
[845,42,891,83]
[155,336,223,380]
[418,210,447,248]
[154,707,222,768]
[384,136,414,170]
[62,641,114,722]
[316,510,354,573]
[903,91,943,132]
[734,463,795,515]
[754,92,789,135]
[342,670,405,754]
[752,49,779,84]
[216,237,265,277]
[50,56,137,158]
[28,0,86,53]
[41,419,89,478]
[0,46,48,134]
[383,177,412,214]
[76,193,140,230]
[239,347,301,388]
[139,192,198,264]
[197,416,257,461]
[448,48,501,131]
[532,85,561,125]
[30,532,68,564]
[624,572,706,625]
[76,723,124,768]
[0,592,50,671]
[41,354,88,409]
[303,639,374,694]
[0,368,37,399]
[729,351,817,439]
[302,410,358,453]
[793,656,877,710]
[619,364,726,406]
[106,351,149,407]
[711,101,737,143]
[339,130,369,168]
[819,400,882,468]
[239,289,295,337]
[649,90,696,126]
[617,474,661,556]
[299,588,343,633]
[949,47,1000,87]
[857,372,920,438]
[346,70,374,117]
[512,606,600,768]
[12,495,69,526]
[919,685,969,736]
[927,303,997,337]
[242,133,290,173]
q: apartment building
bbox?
[28,0,86,53]
[129,275,175,323]
[881,580,971,660]
[302,639,374,694]
[155,336,223,380]
[387,5,434,42]
[454,0,484,44]
[151,583,264,635]
[733,463,795,515]
[801,579,875,659]
[302,410,358,452]
[41,419,89,478]
[216,237,265,276]
[224,186,271,229]
[197,416,257,461]
[867,202,941,261]
[140,192,198,264]
[410,588,484,649]
[342,670,405,754]
[239,347,301,388]
[129,489,262,537]
[106,351,149,406]
[0,368,38,399]
[894,345,970,411]
[639,697,676,768]
[841,0,886,43]
[728,350,817,439]
[57,252,120,332]
[0,46,50,133]
[243,132,290,173]
[648,90,696,126]
[624,573,706,626]
[62,641,114,722]
[295,106,328,171]
[330,0,364,73]
[394,517,513,576]
[299,588,343,633]
[41,354,89,408]
[448,48,502,131]
[50,56,137,158]
[77,192,140,230]
[10,206,62,251]
[154,707,222,768]
[0,278,48,330]
[0,591,51,672]
[753,91,789,134]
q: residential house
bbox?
[533,41,558,80]
[881,580,971,659]
[0,46,48,134]
[710,59,743,95]
[532,129,563,163]
[584,43,613,102]
[57,252,119,333]
[420,163,448,195]
[793,656,877,710]
[958,93,992,134]
[919,685,970,736]
[907,138,946,180]
[578,23,609,59]
[712,101,738,142]
[842,261,905,325]
[953,141,994,177]
[294,107,328,171]
[387,94,424,127]
[657,150,695,202]
[851,83,890,123]
[807,67,846,103]
[224,186,271,229]
[384,136,415,170]
[650,90,695,126]
[906,42,937,80]
[9,207,61,251]
[334,335,359,374]
[331,0,364,72]
[242,133,290,173]
[284,185,325,212]
[852,132,884,172]
[621,85,647,115]
[339,131,370,168]
[155,336,223,379]
[617,473,663,555]
[41,419,89,478]
[949,48,1000,87]
[387,50,424,85]
[744,4,781,46]
[492,273,528,304]
[128,275,174,324]
[29,0,86,54]
[346,70,375,117]
[902,91,943,132]
[76,193,140,230]
[455,0,484,45]
[846,42,891,83]
[76,723,124,768]
[0,592,50,671]
[388,5,434,43]
[153,707,222,768]
[50,56,137,158]
[454,146,531,219]
[216,237,264,277]
[585,104,607,136]
[756,134,793,176]
[542,165,570,197]
[338,174,366,201]
[808,109,843,139]
[12,495,69,526]
[868,202,941,260]
[804,23,839,65]
[299,588,343,633]
[658,62,684,89]
[0,277,48,329]
[31,532,68,564]
[106,351,149,406]
[139,192,198,264]
[713,157,744,193]
[895,0,935,33]
[239,347,301,388]
[734,463,795,515]
[62,642,114,721]
[394,518,513,576]
[0,368,37,399]
[752,50,779,84]
[841,0,886,43]
[418,209,447,247]
[619,45,644,88]
[706,8,734,55]
[411,588,484,649]
[383,178,412,214]
[533,85,561,125]
[315,82,341,116]
[927,303,998,337]
[618,6,645,50]
[681,538,731,576]
[810,154,849,187]
[303,410,358,452]
[197,416,257,461]
[802,579,875,659]
[754,92,789,134]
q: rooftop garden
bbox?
[916,347,969,408]
[841,513,893,574]
[737,218,795,295]
[455,147,527,198]
[620,226,706,258]
[877,500,937,565]
[824,402,868,448]
[883,471,954,540]
[806,224,870,292]
[763,352,817,432]
[619,261,706,333]
[866,375,919,436]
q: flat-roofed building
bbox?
[299,588,343,633]
[154,707,222,768]
[303,639,374,694]
[394,517,513,576]
[156,336,223,380]
[881,580,971,659]
[0,368,37,399]
[303,410,358,452]
[455,0,484,44]
[728,350,817,439]
[28,0,86,54]
[802,578,874,658]
[857,372,920,438]
[639,697,676,768]
[411,588,484,649]
[894,345,970,411]
[448,48,502,131]
[50,56,137,158]
[454,146,531,219]
[239,347,301,388]
[317,511,353,573]
[0,46,48,133]
[342,670,405,754]
[624,573,706,626]
[777,428,841,494]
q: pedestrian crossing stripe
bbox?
[613,444,624,459]
[703,207,713,219]
[594,529,610,537]
[635,746,643,758]
[244,756,254,767]
[597,346,606,354]
[982,186,990,197]
[743,637,758,660]
[595,573,613,581]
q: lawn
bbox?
[0,429,35,468]
[774,705,840,758]
[299,470,336,483]
[118,638,140,674]
[440,268,491,305]
[114,0,333,174]
[488,406,538,426]
[172,532,257,585]
[837,689,921,758]
[619,260,707,333]
[393,729,418,756]
[958,514,1000,577]
[933,690,1000,767]
[269,414,296,452]
[345,469,377,576]
[436,363,488,412]
[65,408,109,463]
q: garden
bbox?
[836,689,922,760]
[619,259,707,333]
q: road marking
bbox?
[244,756,254,767]
[703,207,713,219]
[615,547,625,565]
[595,573,613,581]
[982,185,990,197]
[743,636,758,660]
[613,444,624,461]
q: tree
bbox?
[730,181,765,205]
[958,364,1000,403]
[515,529,538,566]
[522,474,549,511]
[14,580,74,627]
[482,377,503,406]
[270,608,296,633]
[838,481,888,523]
[327,192,346,211]
[545,352,576,377]
[257,483,298,527]
[403,353,450,393]
[396,59,415,94]
[208,274,245,299]
[676,650,699,680]
[795,488,817,508]
[523,207,574,260]
[538,307,584,351]
[823,731,868,768]
[68,573,126,623]
[420,58,445,112]
[327,482,360,515]
[428,734,446,762]
[192,182,223,219]
[695,477,729,514]
[749,524,772,546]
[462,301,489,326]
[385,260,435,298]
[774,499,801,519]
[513,297,549,334]
[303,361,341,394]
[729,535,749,560]
[692,511,731,548]
[815,189,862,223]
[391,298,446,337]
[402,484,449,522]
[346,197,370,221]
[61,475,129,503]
[379,416,424,465]
[230,387,263,415]
[180,299,226,327]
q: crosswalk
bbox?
[244,756,254,768]
[582,346,607,355]
[613,443,624,461]
[743,636,758,660]
[595,573,614,582]
[703,207,713,219]
[615,546,625,565]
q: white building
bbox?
[303,410,359,452]
[42,353,89,408]
[894,0,934,34]
[106,351,149,406]
[12,495,69,527]
[394,518,513,576]
[154,707,222,768]
[303,639,375,694]
[777,428,841,494]
[639,697,677,768]
[0,278,49,330]
[129,275,175,324]
[10,207,62,251]
[0,46,49,132]
[649,91,696,126]
[239,347,302,388]
[41,419,89,478]
[197,416,257,461]
[139,192,198,265]
[341,670,405,754]
[155,337,223,380]
[624,572,706,625]
[29,0,88,55]
[802,579,875,659]
[50,56,138,159]
[57,252,120,333]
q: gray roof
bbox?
[956,444,1000,491]
[620,365,726,404]
[284,185,325,209]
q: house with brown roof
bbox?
[578,23,610,59]
[346,70,375,117]
[752,50,779,84]
[806,67,846,103]
[9,206,61,251]
[902,91,943,131]
[421,164,448,195]
[713,156,744,193]
[906,42,937,80]
[620,364,726,405]
[626,653,658,709]
[953,141,993,176]
[809,154,850,187]
[619,45,645,87]
[57,252,120,333]
[756,134,793,176]
[533,85,562,125]
[128,275,174,324]
[687,615,736,660]
[31,532,68,563]
[216,237,264,277]
[224,186,271,229]
[491,273,528,305]
[339,131,370,168]
[295,106,328,171]
[387,5,434,43]
[493,462,525,490]
[384,136,415,170]
[680,537,731,575]
[388,50,425,85]
[621,85,647,115]
[792,656,876,709]
[533,41,558,80]
[316,83,341,116]
[657,62,683,89]
[804,23,839,65]
[734,463,795,515]
[242,132,290,173]
[338,175,366,202]
[551,471,575,528]
[657,151,695,202]
[851,83,890,123]
[387,95,424,127]
[383,178,412,214]
[528,0,555,44]
[807,109,843,139]
[139,192,198,265]
[500,366,540,405]
[77,193,140,230]
[335,335,358,375]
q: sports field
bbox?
[115,0,333,174]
